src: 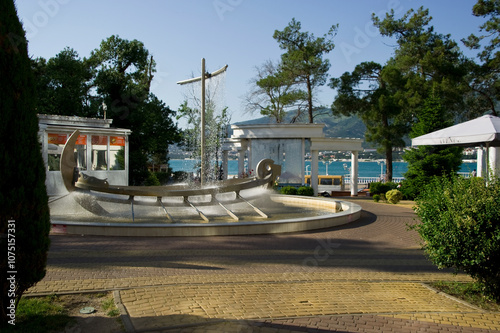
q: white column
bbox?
[311,149,319,196]
[237,140,247,178]
[124,134,129,185]
[477,147,484,178]
[39,126,48,171]
[247,139,253,175]
[489,146,500,178]
[301,138,306,185]
[350,151,359,196]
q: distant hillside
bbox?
[233,108,373,147]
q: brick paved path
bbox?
[28,197,500,332]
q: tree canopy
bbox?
[372,7,468,117]
[273,18,338,123]
[462,0,500,116]
[331,7,472,181]
[32,35,181,184]
[402,92,463,199]
[330,61,407,181]
[245,60,307,123]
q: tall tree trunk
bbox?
[385,147,393,182]
[307,77,313,123]
[382,112,393,182]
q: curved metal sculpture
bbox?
[60,130,281,222]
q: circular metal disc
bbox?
[79,306,95,314]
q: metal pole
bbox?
[201,58,206,186]
[176,60,228,186]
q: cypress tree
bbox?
[0,0,51,325]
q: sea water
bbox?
[169,159,476,178]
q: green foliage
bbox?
[413,175,500,301]
[402,93,463,200]
[31,35,182,185]
[369,182,398,195]
[297,186,314,196]
[372,194,381,202]
[144,172,161,186]
[177,98,231,182]
[274,18,338,123]
[463,0,500,64]
[430,281,500,311]
[127,95,180,185]
[331,6,468,183]
[153,172,170,185]
[1,296,71,333]
[372,7,467,114]
[385,189,403,204]
[32,48,94,117]
[280,186,298,195]
[102,297,120,317]
[461,0,500,116]
[330,61,408,181]
[0,0,51,324]
[246,60,307,123]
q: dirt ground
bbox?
[55,292,125,333]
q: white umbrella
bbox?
[412,115,500,147]
[411,115,500,180]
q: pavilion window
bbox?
[47,133,67,171]
[91,135,108,170]
[110,136,125,170]
[75,134,87,170]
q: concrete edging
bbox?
[50,195,361,237]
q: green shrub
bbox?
[372,194,381,202]
[413,175,500,301]
[153,171,170,185]
[369,182,398,195]
[297,186,314,196]
[385,189,403,204]
[144,172,161,186]
[280,186,297,195]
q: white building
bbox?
[38,114,131,196]
[222,123,363,196]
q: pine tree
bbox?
[0,0,51,324]
[402,93,463,199]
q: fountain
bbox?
[49,129,361,236]
[48,59,361,236]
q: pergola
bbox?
[222,123,363,196]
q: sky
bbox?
[15,0,485,128]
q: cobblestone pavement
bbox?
[28,197,500,332]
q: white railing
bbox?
[343,176,405,184]
[343,173,471,185]
[294,172,472,186]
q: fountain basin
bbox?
[50,195,361,237]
